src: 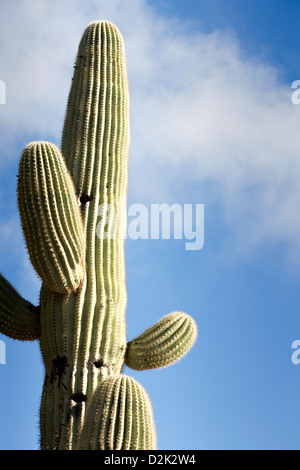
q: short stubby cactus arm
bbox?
[125,312,197,370]
[77,375,156,450]
[0,273,40,341]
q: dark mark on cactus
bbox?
[93,359,107,369]
[50,356,68,385]
[70,393,87,403]
[79,193,93,205]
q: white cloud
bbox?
[0,0,300,260]
[127,19,300,259]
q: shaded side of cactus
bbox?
[0,273,40,341]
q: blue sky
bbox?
[1,0,300,450]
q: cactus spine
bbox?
[0,20,197,450]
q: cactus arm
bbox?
[17,141,86,294]
[77,375,156,450]
[125,312,197,370]
[0,273,40,340]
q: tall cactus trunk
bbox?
[39,21,129,450]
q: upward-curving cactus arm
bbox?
[17,141,86,295]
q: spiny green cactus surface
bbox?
[0,20,197,450]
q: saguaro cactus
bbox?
[0,21,197,450]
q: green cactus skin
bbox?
[125,312,197,371]
[77,375,156,450]
[18,141,86,295]
[0,20,197,450]
[0,273,40,341]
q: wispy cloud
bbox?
[0,0,299,261]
